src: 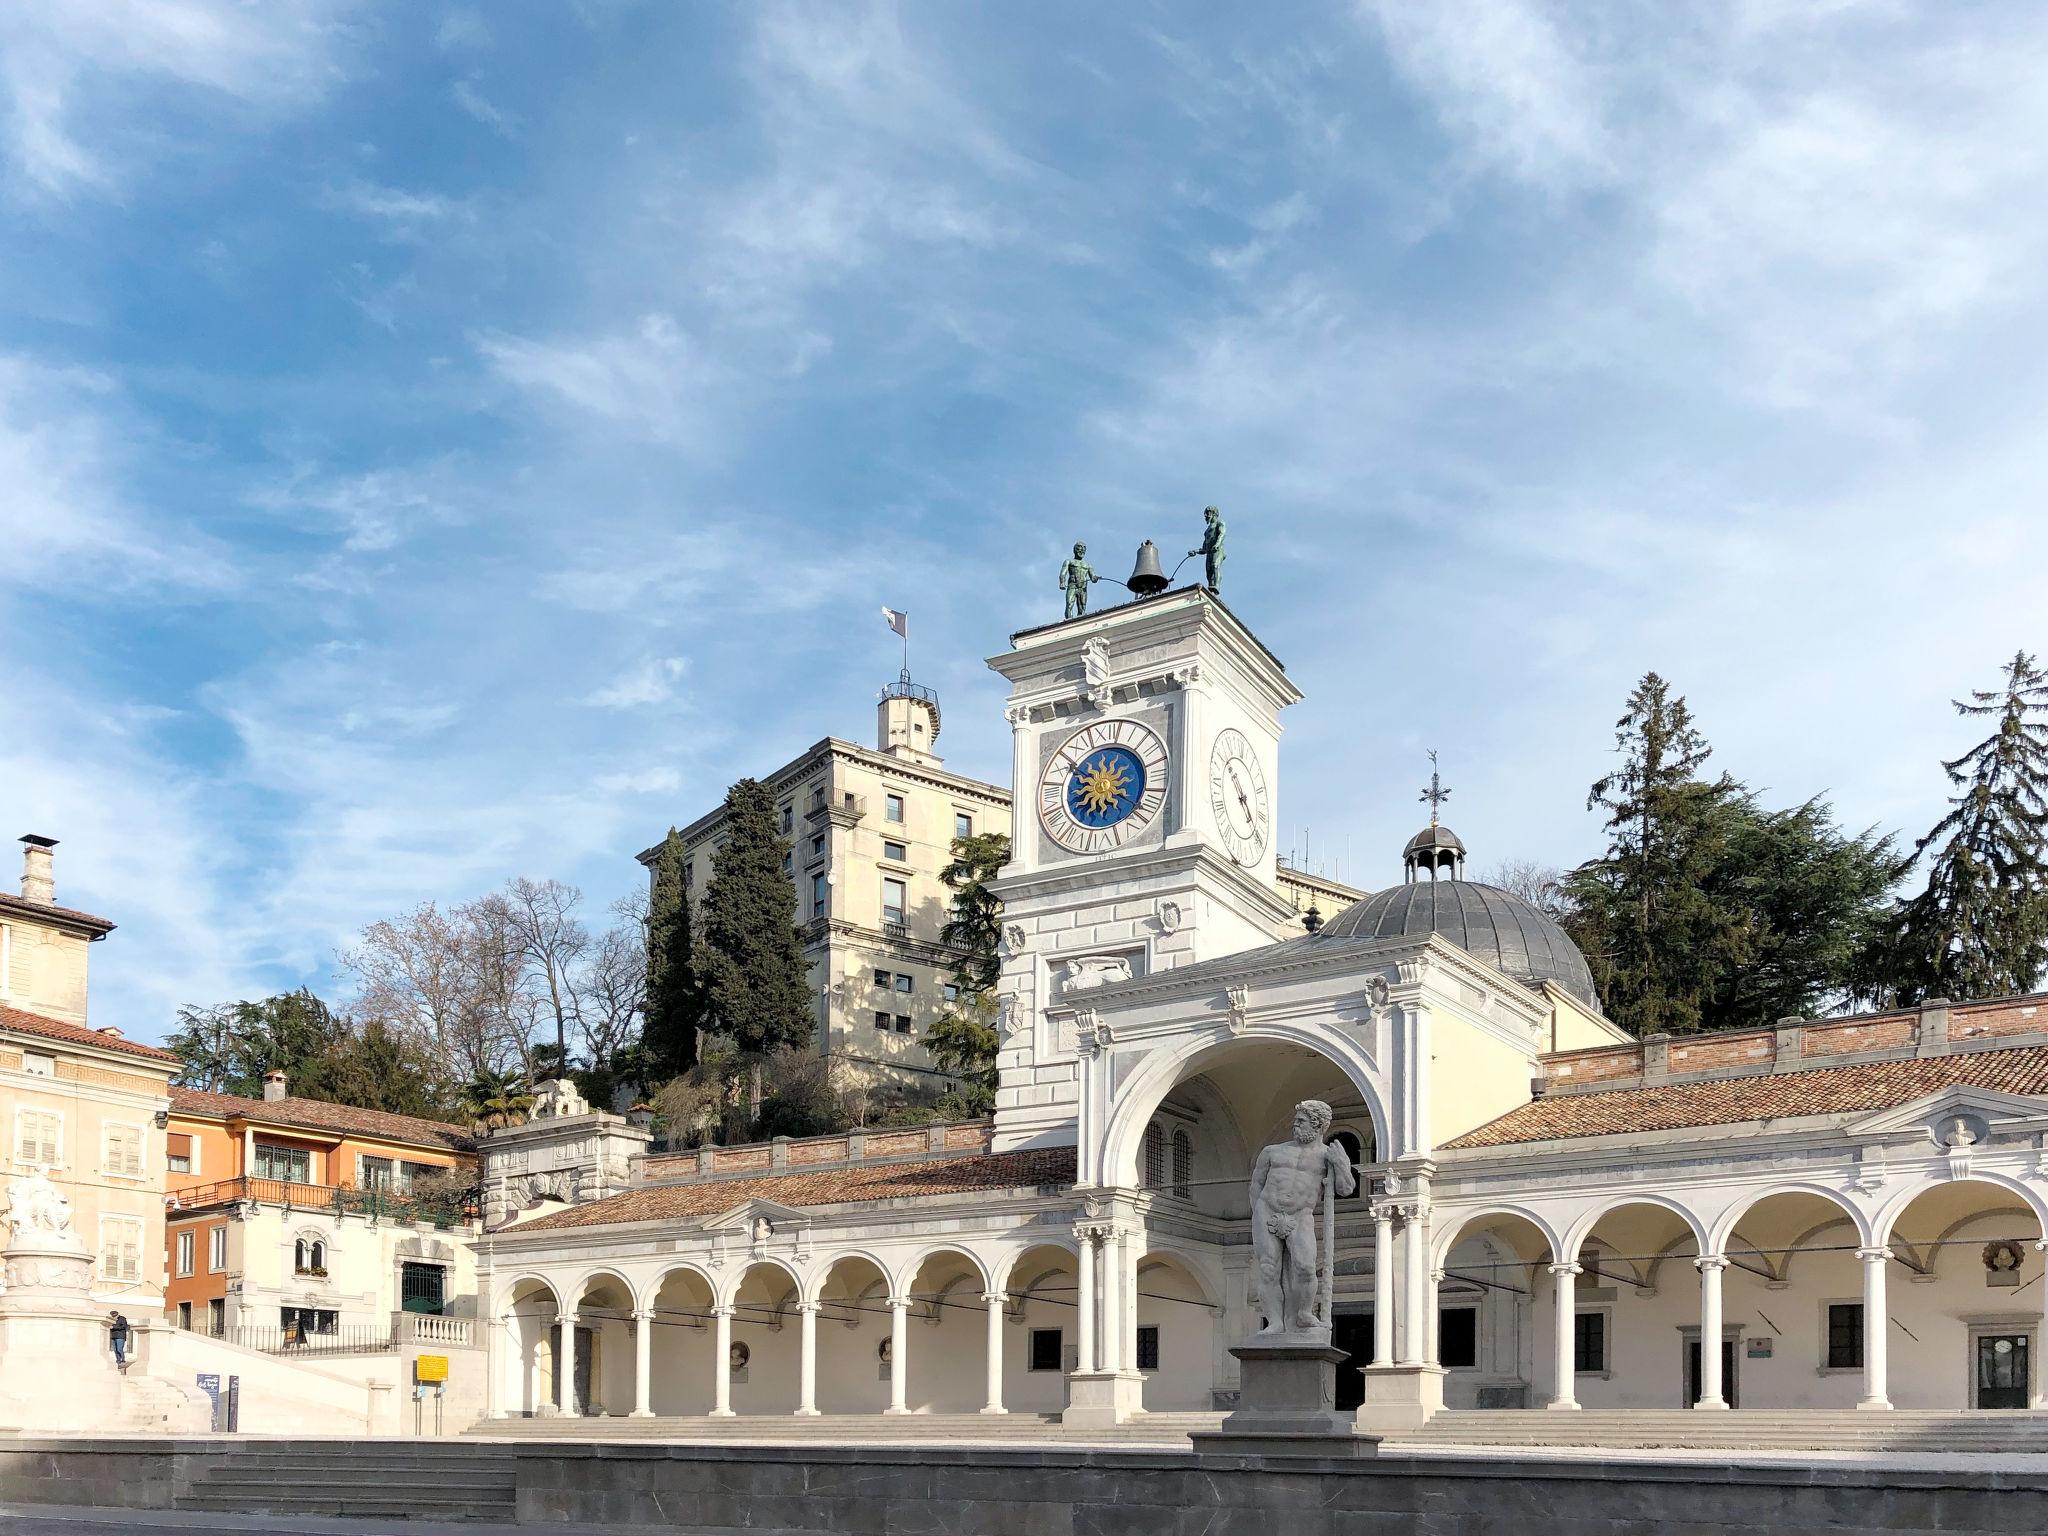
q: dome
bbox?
[1319,880,1599,1008]
[1402,823,1466,858]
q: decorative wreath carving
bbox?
[1983,1239,2025,1273]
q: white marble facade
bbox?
[477,590,2048,1425]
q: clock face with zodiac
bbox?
[1038,719,1170,854]
[1208,728,1271,866]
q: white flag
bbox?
[881,607,908,638]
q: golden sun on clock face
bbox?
[1037,719,1170,854]
[1209,728,1270,866]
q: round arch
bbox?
[492,1271,564,1318]
[646,1259,719,1299]
[1098,1024,1392,1190]
[1561,1192,1710,1259]
[896,1244,994,1298]
[720,1254,806,1311]
[987,1236,1077,1298]
[1431,1203,1565,1267]
[1874,1171,2048,1248]
[567,1266,642,1312]
[1708,1182,1875,1256]
[802,1247,901,1307]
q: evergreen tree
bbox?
[166,989,347,1097]
[641,827,701,1079]
[924,832,1010,1114]
[319,1019,457,1121]
[699,778,813,1060]
[1878,651,2048,1002]
[1563,674,1752,1035]
[1699,799,1904,1029]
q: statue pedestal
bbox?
[1353,1362,1446,1434]
[0,1238,123,1432]
[1190,1337,1379,1459]
[1063,1369,1144,1429]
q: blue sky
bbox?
[4,2,2045,1044]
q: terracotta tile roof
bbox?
[513,1146,1078,1232]
[1446,1044,2048,1149]
[168,1085,476,1154]
[0,1003,180,1064]
[0,890,115,935]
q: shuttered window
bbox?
[99,1217,143,1282]
[104,1123,143,1177]
[14,1109,60,1167]
[167,1132,193,1173]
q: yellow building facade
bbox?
[0,836,179,1317]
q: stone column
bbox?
[1547,1262,1582,1409]
[981,1291,1007,1414]
[1076,1229,1097,1374]
[1400,1205,1429,1365]
[886,1296,910,1414]
[630,1308,654,1417]
[557,1307,578,1417]
[1856,1248,1891,1410]
[710,1306,735,1417]
[1100,1231,1122,1378]
[485,1313,508,1418]
[796,1302,821,1416]
[1120,1231,1140,1373]
[2036,1241,2048,1409]
[1372,1207,1394,1367]
[1694,1256,1727,1410]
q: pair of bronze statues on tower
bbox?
[1060,506,1226,620]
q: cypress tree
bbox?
[699,779,814,1059]
[1880,651,2048,1002]
[1562,673,1751,1035]
[641,827,701,1078]
[924,832,1011,1114]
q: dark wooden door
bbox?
[1977,1335,2029,1409]
[1685,1340,1738,1407]
[1332,1312,1373,1411]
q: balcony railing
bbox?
[399,1313,474,1347]
[168,1176,476,1228]
[227,1323,398,1356]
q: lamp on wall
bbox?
[153,1110,169,1130]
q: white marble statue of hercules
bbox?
[1249,1099,1356,1334]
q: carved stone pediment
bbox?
[1845,1086,2048,1147]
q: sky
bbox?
[3,1,2045,1046]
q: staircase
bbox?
[112,1373,210,1434]
[1399,1409,2048,1454]
[467,1409,1224,1446]
[179,1444,518,1522]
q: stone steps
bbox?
[1401,1409,2048,1453]
[466,1410,1223,1444]
[179,1448,517,1522]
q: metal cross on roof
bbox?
[1420,750,1451,826]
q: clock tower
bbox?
[985,584,1303,1151]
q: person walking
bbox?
[107,1310,131,1372]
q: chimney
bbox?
[262,1070,288,1103]
[18,835,56,906]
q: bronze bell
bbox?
[1126,539,1169,595]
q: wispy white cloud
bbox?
[1,0,356,198]
[450,78,515,137]
[477,312,716,445]
[583,656,688,710]
[323,180,467,226]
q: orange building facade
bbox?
[164,1074,480,1341]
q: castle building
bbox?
[640,667,1354,1093]
[478,586,2048,1432]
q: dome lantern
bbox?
[1404,751,1465,883]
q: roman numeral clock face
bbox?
[1209,728,1270,866]
[1037,719,1170,854]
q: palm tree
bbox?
[460,1068,536,1134]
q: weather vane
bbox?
[1420,750,1451,826]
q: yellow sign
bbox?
[415,1355,449,1383]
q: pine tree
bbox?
[640,827,701,1079]
[699,778,814,1060]
[1562,673,1752,1035]
[925,832,1010,1114]
[1880,651,2048,1002]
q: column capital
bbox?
[710,1304,734,1318]
[981,1291,1007,1307]
[631,1308,656,1322]
[2034,1239,2048,1255]
[796,1300,821,1315]
[1693,1255,1729,1273]
[889,1294,910,1311]
[1856,1246,1893,1264]
[1547,1262,1583,1278]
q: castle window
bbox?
[1143,1122,1165,1189]
[1170,1129,1192,1200]
[1827,1303,1864,1370]
[894,974,913,994]
[881,879,907,927]
[873,968,891,988]
[1438,1307,1478,1369]
[955,813,973,839]
[885,794,905,823]
[883,840,908,861]
[1137,1325,1160,1371]
[1029,1328,1063,1371]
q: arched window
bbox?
[294,1238,307,1271]
[1170,1129,1193,1201]
[1143,1122,1165,1190]
[1332,1131,1364,1200]
[309,1241,325,1272]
